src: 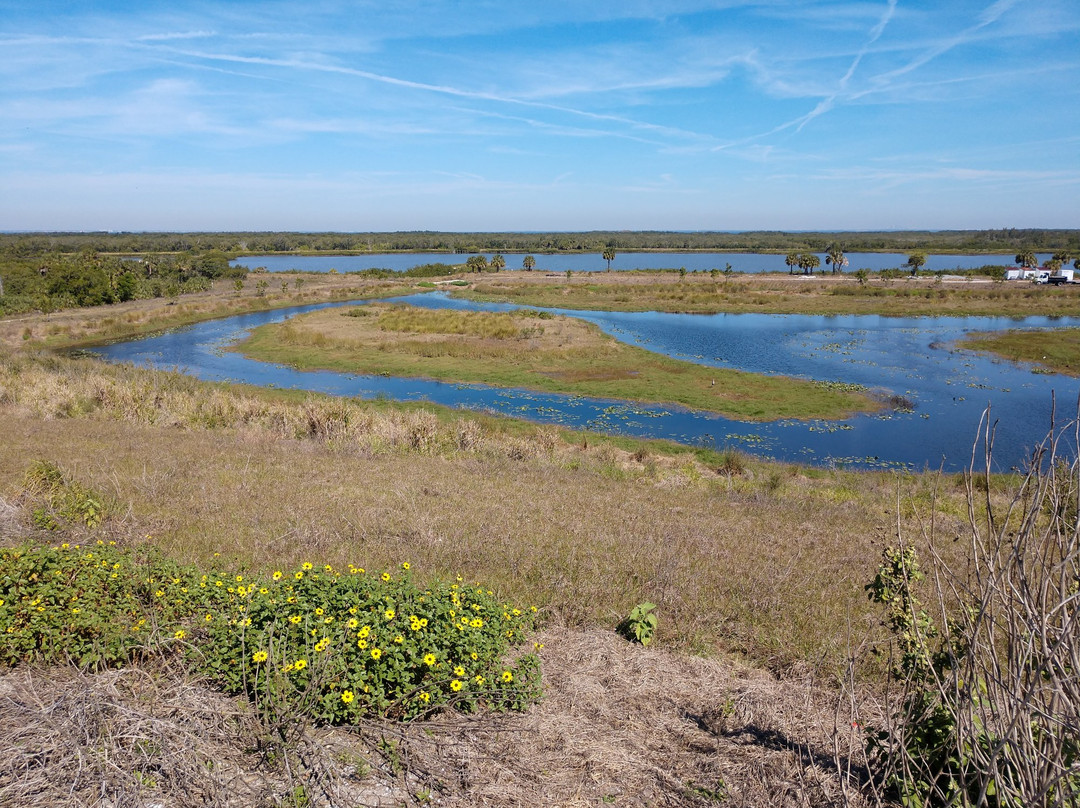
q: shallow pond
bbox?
[87,292,1080,471]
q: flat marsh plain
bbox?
[0,268,1069,806]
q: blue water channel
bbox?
[86,292,1080,472]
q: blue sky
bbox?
[1,0,1078,232]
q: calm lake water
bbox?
[87,292,1080,471]
[231,252,1048,275]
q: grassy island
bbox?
[236,303,880,421]
[961,327,1080,376]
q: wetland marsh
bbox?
[85,283,1080,471]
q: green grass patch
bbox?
[960,327,1080,376]
[236,303,877,422]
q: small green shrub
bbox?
[617,602,658,646]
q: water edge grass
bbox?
[960,326,1080,376]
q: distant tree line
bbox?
[1,228,1077,258]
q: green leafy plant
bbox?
[0,541,543,727]
[0,540,230,668]
[21,460,108,530]
[617,602,658,646]
[200,561,542,726]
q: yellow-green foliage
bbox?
[375,304,530,340]
[0,540,230,669]
[0,541,542,723]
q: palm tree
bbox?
[1015,251,1038,270]
[490,254,506,272]
[906,252,927,276]
[602,246,616,271]
[826,245,848,275]
[522,255,536,271]
[466,255,488,273]
[785,252,799,275]
[1052,251,1071,266]
[798,253,821,275]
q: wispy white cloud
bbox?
[160,46,723,146]
[135,31,216,42]
[868,0,1019,85]
[777,165,1080,189]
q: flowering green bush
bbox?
[199,560,541,722]
[0,541,542,723]
[0,540,229,668]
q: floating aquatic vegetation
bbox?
[814,380,869,393]
[808,423,855,433]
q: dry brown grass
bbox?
[463,272,1080,317]
[0,626,879,808]
[0,350,980,674]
